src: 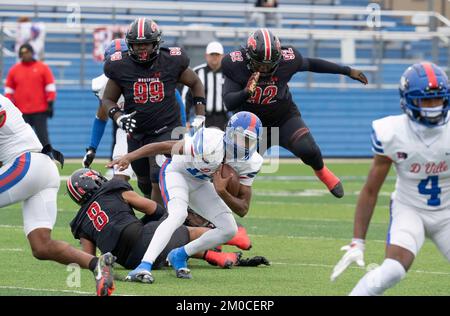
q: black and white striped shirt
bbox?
[182,63,226,120]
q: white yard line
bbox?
[0,248,22,252]
[0,285,134,296]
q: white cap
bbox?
[206,41,224,55]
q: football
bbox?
[221,164,240,196]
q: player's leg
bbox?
[32,113,50,147]
[427,209,450,262]
[350,201,424,296]
[278,115,343,198]
[128,136,152,198]
[127,164,190,283]
[112,127,134,182]
[167,182,238,277]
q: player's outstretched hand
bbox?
[245,72,260,95]
[349,68,368,85]
[82,147,96,168]
[237,255,270,267]
[107,156,131,171]
[116,111,137,133]
[330,239,365,282]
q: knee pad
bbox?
[288,130,323,170]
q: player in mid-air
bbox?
[66,168,268,271]
[102,18,206,204]
[0,94,115,296]
[331,62,450,295]
[222,29,368,198]
[83,38,187,181]
[108,111,264,283]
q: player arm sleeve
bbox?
[88,114,108,150]
[183,87,194,123]
[239,171,260,186]
[223,75,249,111]
[43,65,56,101]
[300,57,351,75]
[175,89,187,127]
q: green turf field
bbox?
[0,161,449,296]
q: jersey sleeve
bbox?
[280,46,304,73]
[103,57,117,81]
[183,134,194,157]
[371,118,396,160]
[238,153,263,186]
[168,47,190,77]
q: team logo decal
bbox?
[247,35,257,51]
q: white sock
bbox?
[184,212,237,256]
[350,258,406,296]
[141,199,187,264]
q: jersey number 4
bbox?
[418,175,441,206]
[87,202,110,231]
[133,81,165,104]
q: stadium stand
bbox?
[0,0,449,157]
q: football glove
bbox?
[330,239,365,282]
[82,147,96,168]
[245,72,260,95]
[116,111,137,133]
[236,255,270,267]
[191,115,205,133]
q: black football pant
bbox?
[23,113,50,146]
[262,115,324,171]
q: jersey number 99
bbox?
[133,81,165,104]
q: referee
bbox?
[182,41,229,130]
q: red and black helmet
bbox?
[66,168,108,205]
[125,18,162,64]
[245,29,282,76]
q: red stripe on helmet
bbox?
[422,62,438,89]
[137,18,145,39]
[66,178,82,201]
[261,28,271,62]
[248,114,257,132]
[114,39,121,51]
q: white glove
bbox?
[116,111,137,133]
[191,115,205,133]
[330,239,365,282]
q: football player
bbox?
[222,29,369,198]
[108,111,264,283]
[102,18,206,205]
[331,62,450,295]
[66,168,268,273]
[0,94,115,296]
[84,38,187,184]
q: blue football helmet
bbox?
[104,38,128,60]
[399,62,450,127]
[225,111,263,161]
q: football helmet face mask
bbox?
[225,111,263,161]
[245,29,282,77]
[399,62,450,127]
[125,18,162,64]
[66,168,108,205]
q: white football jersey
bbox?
[91,74,124,107]
[372,114,450,211]
[0,94,42,164]
[171,128,263,186]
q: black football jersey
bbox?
[222,46,304,126]
[70,179,141,254]
[104,47,189,134]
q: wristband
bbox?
[108,106,123,120]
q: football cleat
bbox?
[314,166,344,198]
[95,252,116,296]
[167,247,192,279]
[205,250,242,269]
[226,226,252,250]
[125,269,154,284]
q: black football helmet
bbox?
[66,168,108,205]
[245,29,282,76]
[125,18,162,64]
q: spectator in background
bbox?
[182,41,229,130]
[5,44,56,146]
[250,0,282,28]
[15,17,46,60]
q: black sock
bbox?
[89,257,99,272]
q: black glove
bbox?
[47,100,54,118]
[236,256,270,267]
[116,111,137,133]
[82,147,96,168]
